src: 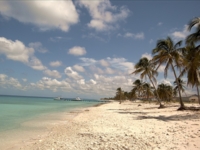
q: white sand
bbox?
[15,101,200,149]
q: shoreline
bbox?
[19,100,200,150]
[0,101,105,150]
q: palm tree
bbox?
[186,17,200,45]
[143,82,154,102]
[152,37,185,110]
[157,83,173,102]
[132,79,144,99]
[132,57,164,108]
[116,87,123,104]
[173,78,187,97]
[179,44,200,104]
[130,88,137,101]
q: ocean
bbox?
[0,95,101,149]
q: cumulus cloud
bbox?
[68,46,87,56]
[0,74,24,90]
[64,67,83,80]
[79,57,97,66]
[89,79,97,85]
[0,37,34,63]
[29,57,46,70]
[99,59,110,67]
[0,37,47,71]
[170,25,189,41]
[77,0,130,31]
[73,65,85,72]
[124,32,145,39]
[29,42,48,53]
[49,61,62,67]
[105,67,115,74]
[43,69,62,79]
[33,77,72,92]
[106,57,135,73]
[79,57,135,75]
[0,0,79,32]
[141,53,152,60]
[159,79,172,86]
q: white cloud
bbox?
[106,57,135,73]
[170,25,189,41]
[0,74,24,90]
[124,32,145,40]
[0,37,34,63]
[105,67,115,74]
[0,0,79,32]
[79,57,97,66]
[77,79,85,85]
[77,0,129,31]
[159,79,172,86]
[99,59,110,67]
[64,67,83,80]
[43,69,61,79]
[34,78,72,92]
[29,42,48,53]
[89,66,104,74]
[73,65,85,72]
[68,46,87,56]
[157,65,165,73]
[141,53,152,60]
[89,79,97,85]
[49,61,62,67]
[0,37,47,71]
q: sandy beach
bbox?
[15,101,200,150]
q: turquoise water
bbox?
[0,95,99,132]
[0,95,102,149]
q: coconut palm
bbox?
[152,37,185,110]
[173,78,187,97]
[143,82,154,102]
[132,79,144,99]
[186,17,200,45]
[179,44,200,104]
[130,88,137,101]
[116,87,124,104]
[157,83,173,102]
[132,57,164,108]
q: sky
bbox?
[0,0,199,99]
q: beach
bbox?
[16,101,200,150]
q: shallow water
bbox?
[0,95,100,149]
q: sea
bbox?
[0,95,101,149]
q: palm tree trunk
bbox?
[197,85,200,104]
[171,64,185,110]
[148,74,164,108]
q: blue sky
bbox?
[0,0,199,99]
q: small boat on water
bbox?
[54,97,61,100]
[75,96,81,101]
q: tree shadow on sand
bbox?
[136,113,200,122]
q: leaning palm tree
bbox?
[179,44,200,104]
[186,17,200,45]
[152,37,185,110]
[132,57,164,108]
